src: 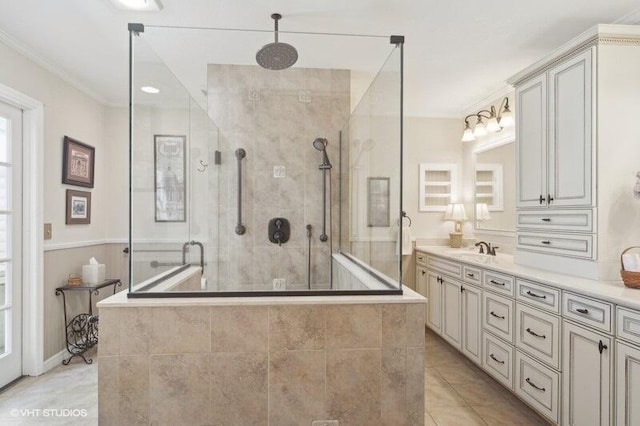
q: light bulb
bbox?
[473,119,487,137]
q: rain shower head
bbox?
[313,138,332,170]
[256,13,298,70]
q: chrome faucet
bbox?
[475,241,498,256]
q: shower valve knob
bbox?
[268,218,290,246]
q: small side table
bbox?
[55,279,122,365]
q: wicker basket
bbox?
[620,246,640,289]
[67,274,83,287]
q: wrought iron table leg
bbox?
[62,352,93,365]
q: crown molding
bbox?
[507,24,640,86]
[0,28,110,106]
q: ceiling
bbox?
[0,0,638,117]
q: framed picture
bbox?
[66,190,91,224]
[154,135,186,222]
[62,136,95,188]
[367,177,390,227]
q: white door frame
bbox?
[0,82,44,376]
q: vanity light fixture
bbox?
[141,86,160,94]
[444,203,468,248]
[461,97,513,142]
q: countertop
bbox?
[416,245,640,311]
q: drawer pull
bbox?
[541,218,551,222]
[541,240,551,245]
[467,273,475,278]
[421,270,426,276]
[526,377,546,392]
[489,279,505,286]
[576,308,589,315]
[490,311,505,320]
[489,354,504,364]
[526,290,547,299]
[526,328,546,339]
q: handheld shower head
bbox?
[313,138,328,151]
[312,138,332,170]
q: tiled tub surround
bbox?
[97,289,426,425]
[206,65,350,291]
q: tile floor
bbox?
[0,331,550,425]
[424,327,550,425]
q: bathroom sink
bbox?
[446,251,498,264]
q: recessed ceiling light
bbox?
[141,86,160,94]
[106,0,162,11]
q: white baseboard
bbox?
[42,349,67,374]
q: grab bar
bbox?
[182,240,205,275]
[235,148,246,235]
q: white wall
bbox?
[0,40,108,246]
[403,116,467,241]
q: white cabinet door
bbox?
[441,277,462,349]
[461,284,482,365]
[516,74,547,208]
[616,341,640,426]
[426,271,442,335]
[548,48,594,208]
[562,321,612,426]
[416,266,429,325]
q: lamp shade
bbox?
[475,203,491,221]
[486,115,501,132]
[461,127,475,142]
[499,108,514,127]
[473,119,487,137]
[444,203,468,222]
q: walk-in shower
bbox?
[127,21,404,296]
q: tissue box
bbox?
[82,264,106,284]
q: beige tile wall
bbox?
[206,65,350,291]
[99,302,425,425]
[44,243,128,360]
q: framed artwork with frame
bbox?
[66,189,91,225]
[62,136,95,188]
[154,135,186,222]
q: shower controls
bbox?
[269,218,290,246]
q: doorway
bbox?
[0,101,22,387]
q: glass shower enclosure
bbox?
[127,21,404,296]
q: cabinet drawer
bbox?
[416,251,427,267]
[516,279,560,314]
[426,255,462,279]
[462,265,482,286]
[517,232,594,259]
[616,307,640,346]
[515,350,560,424]
[562,292,612,333]
[482,270,515,297]
[515,304,561,370]
[482,331,514,390]
[483,292,515,343]
[517,209,593,232]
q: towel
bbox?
[400,226,412,256]
[623,253,640,272]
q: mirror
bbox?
[474,141,515,232]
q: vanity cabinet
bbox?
[562,321,612,426]
[426,271,442,334]
[441,276,462,349]
[461,283,482,365]
[615,341,640,426]
[515,48,594,210]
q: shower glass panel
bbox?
[128,24,403,296]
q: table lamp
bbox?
[444,203,468,248]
